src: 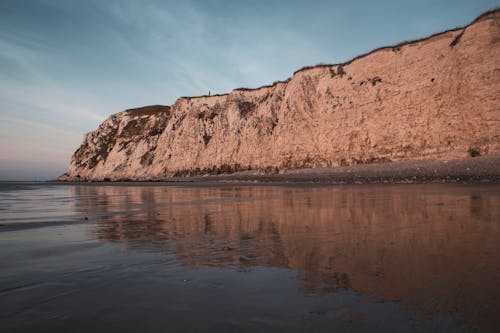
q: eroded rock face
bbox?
[62,10,500,181]
[62,105,171,180]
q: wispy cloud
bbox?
[0,31,108,126]
[0,115,84,139]
[0,114,84,163]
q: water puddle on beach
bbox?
[0,183,499,332]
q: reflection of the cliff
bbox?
[72,184,500,330]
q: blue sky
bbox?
[1,0,498,180]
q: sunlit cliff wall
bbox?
[63,10,500,180]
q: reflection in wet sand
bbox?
[72,185,500,331]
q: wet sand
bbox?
[1,183,499,332]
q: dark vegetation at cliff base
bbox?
[172,164,255,177]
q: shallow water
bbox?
[0,182,499,332]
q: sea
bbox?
[0,182,499,332]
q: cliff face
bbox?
[67,105,170,180]
[63,10,500,181]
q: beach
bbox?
[1,182,499,332]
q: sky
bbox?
[0,0,499,180]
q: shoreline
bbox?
[50,156,500,186]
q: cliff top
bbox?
[114,8,499,113]
[183,7,499,100]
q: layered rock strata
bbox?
[62,10,500,181]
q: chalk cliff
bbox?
[61,10,500,181]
